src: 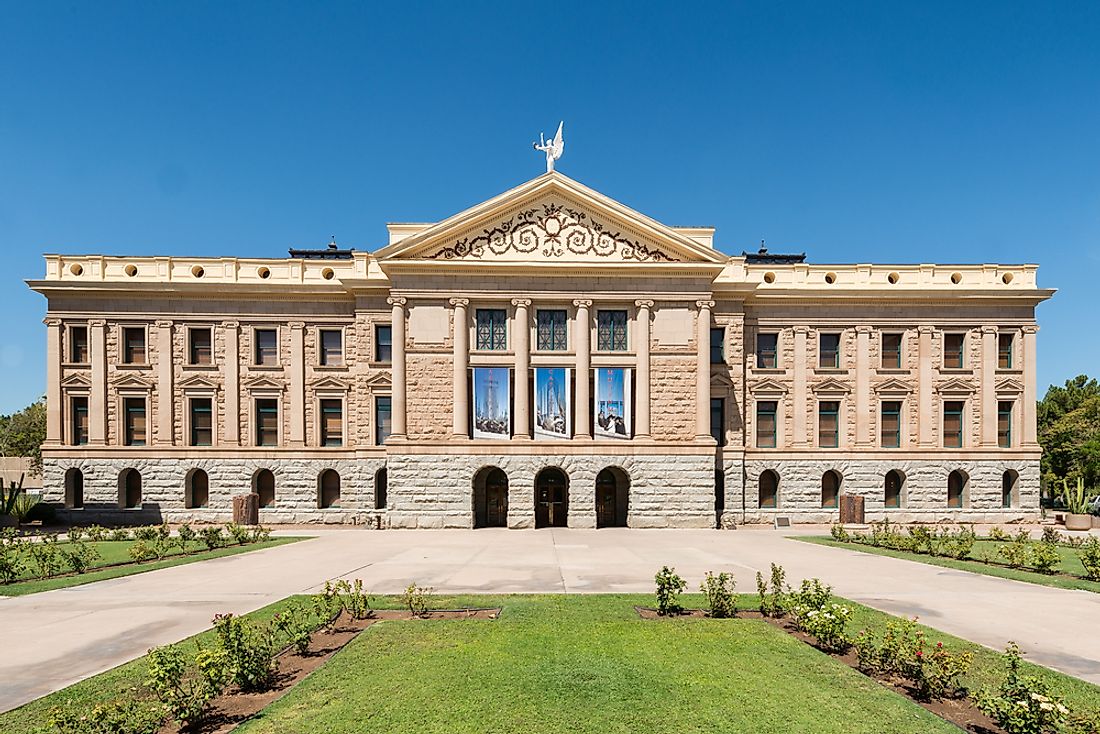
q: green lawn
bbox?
[0,537,302,596]
[5,594,1098,734]
[798,536,1100,594]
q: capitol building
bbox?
[29,171,1053,528]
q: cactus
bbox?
[1061,477,1092,515]
[0,474,25,518]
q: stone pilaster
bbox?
[695,300,714,440]
[634,300,653,438]
[288,322,306,447]
[981,326,998,446]
[573,299,592,439]
[918,325,934,446]
[222,321,240,446]
[855,325,871,446]
[1022,324,1039,446]
[44,318,62,446]
[792,326,809,446]
[388,297,407,438]
[512,298,531,439]
[155,320,174,446]
[89,319,107,446]
[450,298,469,438]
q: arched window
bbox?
[185,469,209,509]
[319,469,340,509]
[374,468,388,510]
[821,470,841,509]
[947,470,968,508]
[254,469,275,508]
[758,470,778,509]
[1001,470,1019,508]
[884,470,904,509]
[119,469,142,509]
[64,468,84,509]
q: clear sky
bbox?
[1,1,1097,414]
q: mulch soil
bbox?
[635,606,1005,734]
[163,608,500,734]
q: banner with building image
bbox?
[472,367,510,440]
[534,367,571,440]
[594,367,631,439]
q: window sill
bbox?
[368,361,393,369]
[182,364,219,371]
[875,368,910,375]
[996,368,1023,375]
[813,368,849,376]
[248,365,284,371]
[314,364,348,371]
[939,368,973,375]
[62,362,91,369]
[115,363,150,370]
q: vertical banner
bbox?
[472,367,511,440]
[594,367,631,439]
[534,367,571,440]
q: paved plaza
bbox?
[2,527,1098,712]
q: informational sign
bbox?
[534,367,571,440]
[594,367,631,439]
[472,367,510,440]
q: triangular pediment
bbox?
[363,372,392,388]
[711,372,736,388]
[109,373,155,390]
[374,172,726,267]
[873,378,914,396]
[242,375,285,391]
[811,378,852,395]
[178,374,221,390]
[60,373,91,388]
[749,378,789,395]
[995,377,1024,394]
[935,377,975,395]
[310,375,351,391]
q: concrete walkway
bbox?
[2,527,1098,713]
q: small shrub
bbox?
[757,562,788,618]
[249,525,272,544]
[9,492,41,524]
[46,697,163,734]
[28,534,63,578]
[1067,710,1100,734]
[225,522,250,545]
[85,525,109,543]
[200,526,226,550]
[976,642,1068,734]
[0,533,25,583]
[62,539,100,574]
[1041,527,1065,546]
[128,540,157,562]
[989,526,1009,542]
[798,603,852,652]
[1079,537,1100,581]
[273,601,320,655]
[854,616,921,675]
[653,566,686,616]
[67,526,86,542]
[907,525,935,555]
[400,582,435,618]
[109,527,132,542]
[313,580,344,629]
[177,524,196,551]
[700,571,736,618]
[909,639,973,701]
[829,524,850,542]
[789,578,832,628]
[937,526,976,560]
[133,526,158,542]
[146,643,229,726]
[1000,530,1035,569]
[341,578,373,619]
[1030,540,1061,575]
[212,612,277,691]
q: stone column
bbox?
[918,325,934,446]
[288,322,306,447]
[695,300,714,439]
[222,321,240,446]
[855,326,871,446]
[512,299,532,439]
[450,298,469,438]
[155,320,174,446]
[388,297,408,438]
[1022,325,1039,446]
[634,300,653,438]
[44,318,62,446]
[89,319,107,446]
[792,326,809,446]
[573,299,592,439]
[981,326,998,446]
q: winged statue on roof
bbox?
[533,121,564,173]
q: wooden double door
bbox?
[535,468,569,528]
[595,468,628,528]
[475,468,508,528]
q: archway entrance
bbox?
[535,467,568,528]
[473,467,508,528]
[595,467,629,528]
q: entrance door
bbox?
[485,468,508,527]
[535,468,568,528]
[596,471,617,528]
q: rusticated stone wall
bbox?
[650,356,696,441]
[405,354,453,439]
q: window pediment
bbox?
[109,373,155,390]
[935,377,975,396]
[749,378,789,397]
[178,374,220,391]
[873,378,913,397]
[242,375,285,391]
[311,376,351,391]
[60,373,92,389]
[995,377,1024,397]
[363,372,392,388]
[811,378,851,396]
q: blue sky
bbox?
[1,1,1097,413]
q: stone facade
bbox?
[30,171,1053,528]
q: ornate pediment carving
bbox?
[935,377,975,396]
[363,371,392,388]
[310,376,351,391]
[995,377,1024,395]
[749,378,789,396]
[60,373,92,389]
[178,374,221,391]
[811,378,852,396]
[109,373,155,390]
[242,375,285,391]
[873,378,913,396]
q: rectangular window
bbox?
[476,309,507,351]
[254,329,278,366]
[375,396,392,445]
[998,333,1014,369]
[122,327,146,364]
[319,329,343,366]
[943,333,965,369]
[756,333,778,369]
[190,398,213,446]
[255,398,279,446]
[320,399,343,447]
[710,327,725,364]
[71,396,89,446]
[998,400,1013,448]
[881,333,903,369]
[123,397,146,446]
[69,326,89,363]
[880,401,902,448]
[818,401,840,448]
[189,328,212,366]
[536,309,568,351]
[756,401,777,448]
[943,401,964,448]
[596,310,628,351]
[710,398,726,446]
[375,324,392,363]
[819,333,840,369]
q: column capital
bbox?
[43,317,62,327]
[572,299,593,309]
[155,319,173,329]
[88,319,107,328]
[634,299,654,310]
[1022,324,1040,335]
[980,325,999,335]
[855,325,872,335]
[288,321,306,331]
[221,320,240,330]
[387,296,407,307]
[695,300,715,310]
[510,298,532,308]
[793,325,810,335]
[918,324,935,335]
[448,297,470,309]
